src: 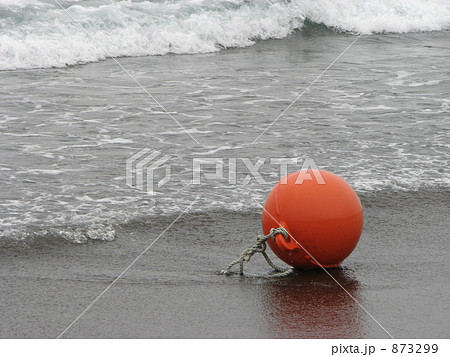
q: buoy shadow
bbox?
[261,267,366,338]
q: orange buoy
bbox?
[262,170,363,269]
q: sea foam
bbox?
[0,0,449,70]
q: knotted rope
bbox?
[221,227,294,278]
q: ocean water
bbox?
[0,0,449,338]
[1,0,449,245]
[1,0,450,71]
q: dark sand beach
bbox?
[1,190,449,338]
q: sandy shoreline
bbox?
[0,189,448,338]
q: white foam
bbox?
[192,146,234,155]
[299,0,450,33]
[1,0,449,70]
[99,137,134,144]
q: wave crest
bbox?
[0,0,449,69]
[0,223,116,248]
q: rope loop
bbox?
[221,227,294,278]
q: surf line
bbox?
[57,197,199,339]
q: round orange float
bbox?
[262,169,363,269]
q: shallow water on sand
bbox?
[1,30,449,242]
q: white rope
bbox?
[221,228,294,278]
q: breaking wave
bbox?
[1,0,449,70]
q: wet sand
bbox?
[0,190,448,338]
